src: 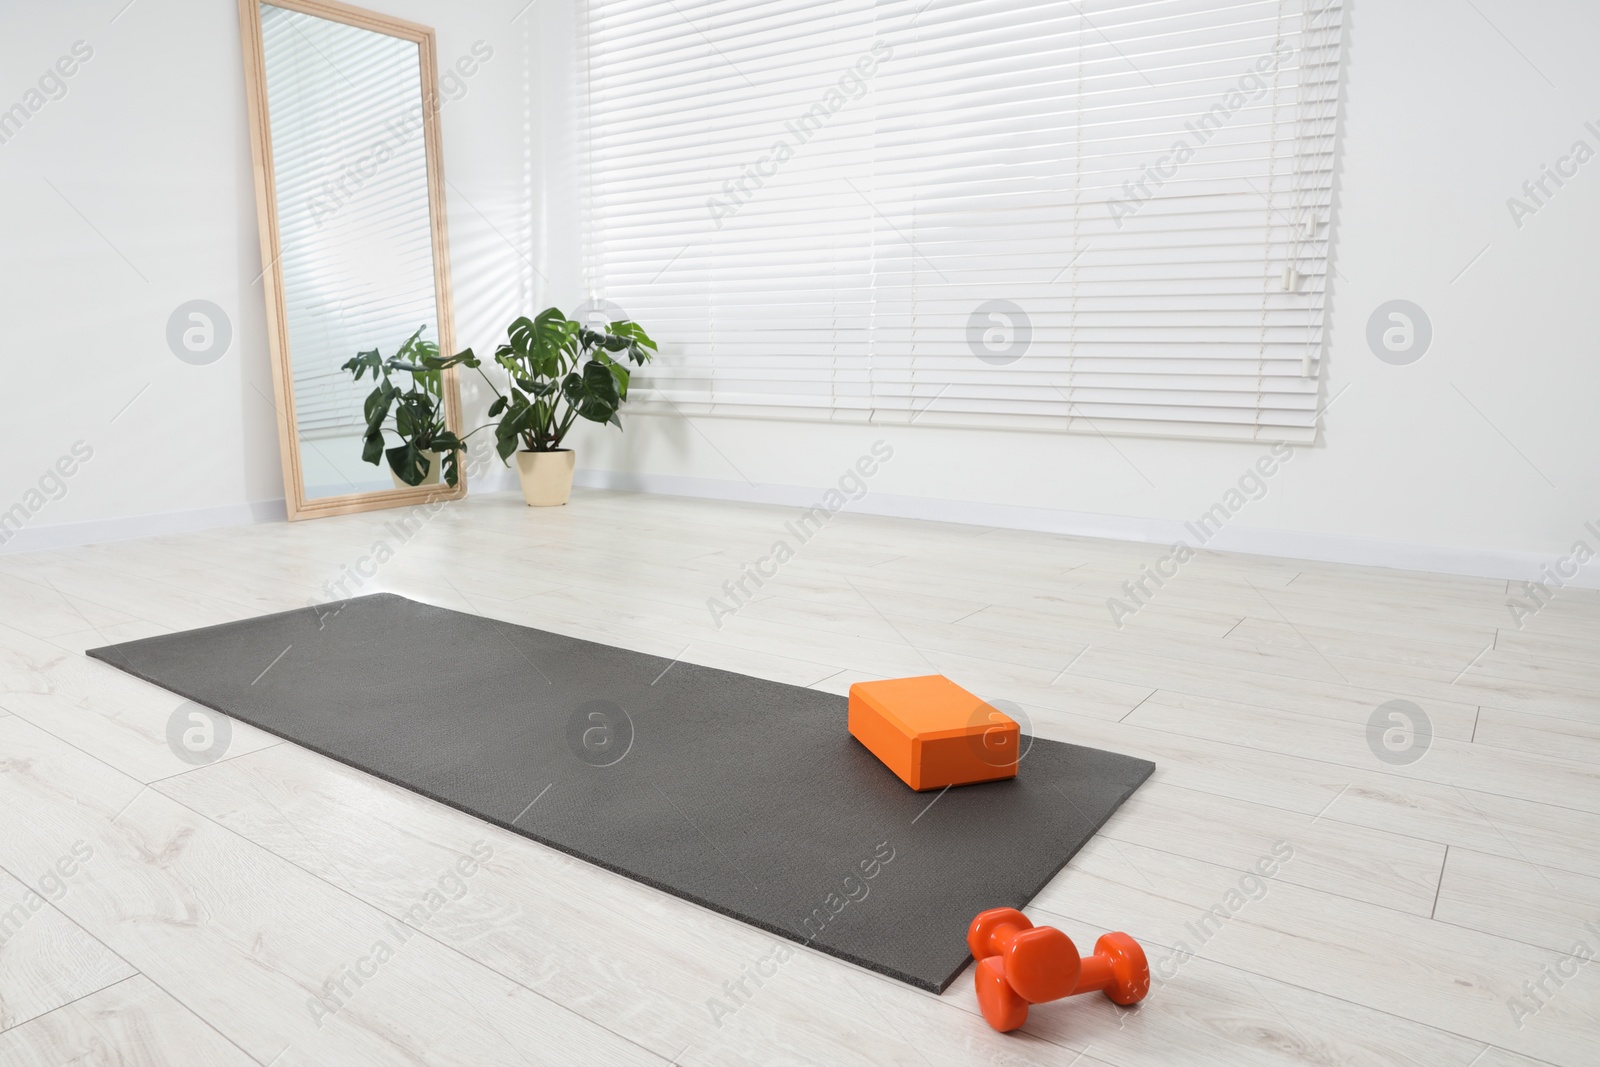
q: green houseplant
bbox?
[341,326,468,489]
[454,308,656,506]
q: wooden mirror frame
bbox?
[237,0,465,520]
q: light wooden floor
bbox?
[0,488,1596,1066]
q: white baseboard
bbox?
[7,469,1594,593]
[573,467,1600,590]
[0,467,527,558]
[0,499,288,556]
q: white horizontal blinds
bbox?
[580,0,1341,441]
[582,0,881,417]
[869,0,1329,441]
[261,6,440,441]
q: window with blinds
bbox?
[579,0,1342,442]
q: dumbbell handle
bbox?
[1072,952,1117,997]
[985,922,1116,1000]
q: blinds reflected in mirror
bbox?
[580,0,1342,442]
[261,4,439,446]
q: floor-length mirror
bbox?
[239,0,463,519]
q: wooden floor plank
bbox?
[0,976,256,1067]
[0,864,135,1034]
[1473,706,1600,763]
[1126,693,1600,814]
[1434,847,1600,956]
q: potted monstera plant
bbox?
[341,326,468,489]
[451,308,656,506]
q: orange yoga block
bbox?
[848,675,1019,791]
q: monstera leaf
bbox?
[385,443,429,486]
[340,326,468,487]
[449,307,658,457]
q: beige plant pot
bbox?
[515,449,575,507]
[390,450,443,490]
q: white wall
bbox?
[4,0,1597,586]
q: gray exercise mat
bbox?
[89,592,1153,992]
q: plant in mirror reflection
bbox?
[341,325,470,486]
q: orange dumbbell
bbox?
[967,907,1150,1032]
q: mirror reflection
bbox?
[258,3,451,500]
